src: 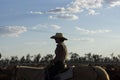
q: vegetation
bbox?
[0,52,120,67]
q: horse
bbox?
[4,65,110,80]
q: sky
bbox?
[0,0,120,58]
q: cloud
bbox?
[65,0,120,13]
[30,0,120,18]
[46,0,103,14]
[30,11,43,14]
[88,9,100,15]
[105,0,120,7]
[32,24,48,30]
[50,25,61,30]
[30,0,103,15]
[32,24,61,31]
[67,0,103,12]
[0,26,27,37]
[49,14,79,20]
[75,27,112,34]
[47,7,66,14]
[48,6,83,14]
[72,38,95,42]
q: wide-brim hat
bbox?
[50,33,68,40]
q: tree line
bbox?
[0,52,120,67]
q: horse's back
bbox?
[72,66,110,80]
[72,66,97,80]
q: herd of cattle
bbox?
[0,64,120,80]
[103,64,120,80]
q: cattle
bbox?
[0,66,15,80]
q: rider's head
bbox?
[50,33,68,43]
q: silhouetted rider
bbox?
[45,33,68,80]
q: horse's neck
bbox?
[16,66,45,80]
[17,66,44,69]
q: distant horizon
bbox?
[0,50,119,59]
[0,0,120,58]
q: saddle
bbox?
[45,64,73,80]
[54,67,73,80]
[58,64,69,73]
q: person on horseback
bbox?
[45,33,68,80]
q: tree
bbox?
[10,56,18,64]
[41,54,54,64]
[112,56,119,63]
[45,54,54,62]
[70,52,80,62]
[110,53,114,58]
[117,54,120,62]
[79,57,86,63]
[92,54,102,62]
[20,56,26,64]
[103,57,111,63]
[0,52,2,59]
[33,53,41,63]
[26,54,31,63]
[85,53,92,62]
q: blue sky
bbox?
[0,0,120,58]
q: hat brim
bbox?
[50,36,68,40]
